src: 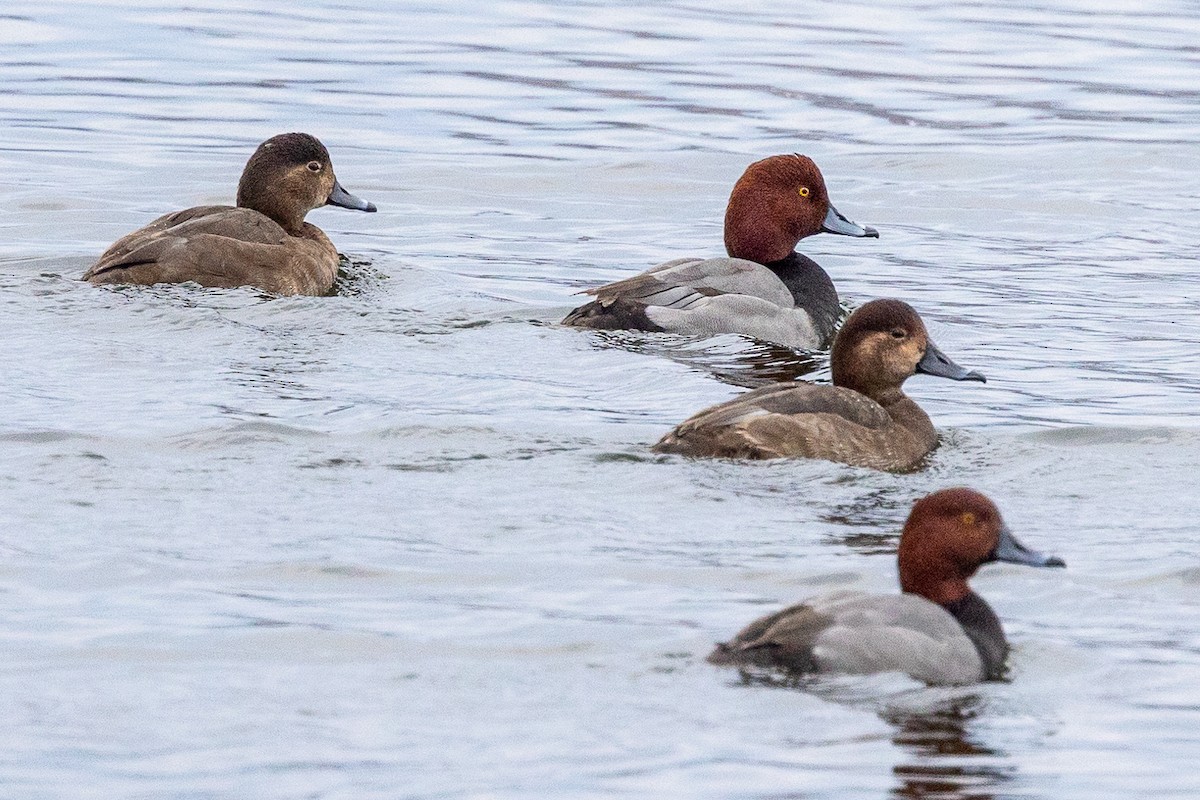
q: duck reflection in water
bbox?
[884,698,1013,800]
[585,329,825,388]
[729,675,1014,800]
[820,488,919,556]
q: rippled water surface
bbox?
[3,1,1200,797]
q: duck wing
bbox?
[655,382,892,458]
[807,592,985,685]
[85,206,288,279]
[584,257,793,309]
[707,599,834,671]
[563,258,828,347]
[691,382,890,427]
[83,207,334,295]
[709,590,984,685]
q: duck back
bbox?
[653,383,935,470]
[709,589,986,686]
[85,206,339,295]
[564,255,838,350]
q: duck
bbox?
[83,132,376,296]
[562,154,878,350]
[652,299,985,471]
[708,488,1065,685]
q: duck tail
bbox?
[561,297,665,332]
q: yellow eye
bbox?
[798,187,810,198]
[960,512,976,526]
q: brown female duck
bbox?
[84,132,376,295]
[652,299,985,471]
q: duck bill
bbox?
[992,524,1066,568]
[327,180,377,212]
[916,341,986,383]
[821,204,878,238]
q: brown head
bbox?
[830,299,986,404]
[723,154,877,264]
[235,132,376,235]
[898,488,1065,606]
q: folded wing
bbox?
[584,257,793,309]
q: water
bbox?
[3,1,1200,797]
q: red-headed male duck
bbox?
[562,154,878,350]
[652,299,985,471]
[84,133,376,296]
[709,488,1065,685]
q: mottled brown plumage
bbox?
[84,132,375,296]
[652,299,986,471]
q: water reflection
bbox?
[820,488,917,555]
[883,698,1013,800]
[733,672,1016,799]
[587,329,823,387]
[225,347,331,406]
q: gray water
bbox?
[3,1,1200,797]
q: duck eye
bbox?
[960,512,976,526]
[798,186,810,198]
[889,328,906,339]
[306,161,322,172]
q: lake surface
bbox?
[3,1,1200,797]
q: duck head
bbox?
[236,132,376,235]
[899,488,1065,606]
[723,154,878,264]
[831,299,985,405]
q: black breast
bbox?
[943,591,1009,680]
[764,252,840,346]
